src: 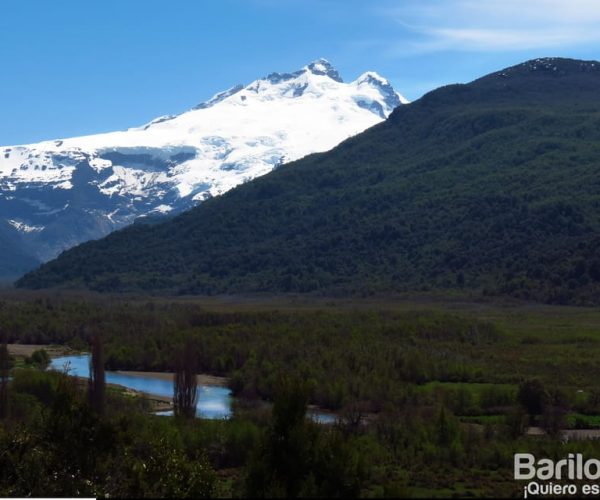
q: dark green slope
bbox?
[16,58,600,304]
[0,221,40,280]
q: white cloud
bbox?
[380,0,600,53]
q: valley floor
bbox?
[2,290,600,497]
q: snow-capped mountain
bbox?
[0,58,407,276]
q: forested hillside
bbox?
[17,58,600,305]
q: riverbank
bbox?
[124,388,173,412]
[8,343,228,388]
[73,375,174,413]
[115,369,228,387]
[7,343,73,358]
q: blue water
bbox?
[307,411,337,424]
[50,355,232,419]
[50,355,337,424]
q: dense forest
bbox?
[2,293,600,496]
[16,58,600,305]
[2,293,600,411]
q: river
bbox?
[50,354,336,423]
[50,354,231,419]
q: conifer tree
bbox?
[174,341,198,418]
[88,333,105,415]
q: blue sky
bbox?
[1,0,600,145]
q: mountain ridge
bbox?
[18,57,600,305]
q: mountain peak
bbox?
[483,57,600,82]
[304,58,343,82]
[460,57,600,102]
[356,71,388,85]
[263,58,343,85]
[353,71,410,111]
[519,57,600,73]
